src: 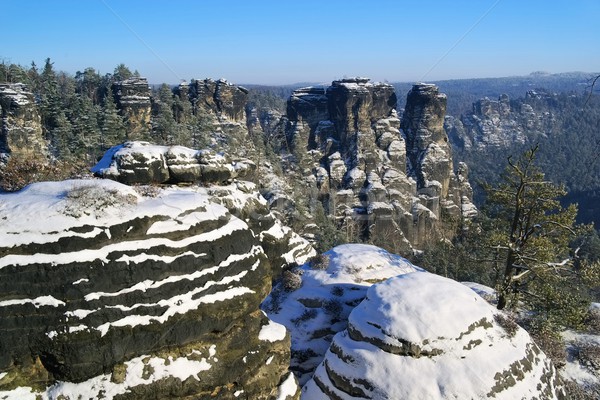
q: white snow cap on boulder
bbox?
[262,244,420,386]
[303,271,565,399]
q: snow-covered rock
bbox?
[92,141,256,185]
[262,244,419,385]
[284,80,477,251]
[303,271,565,399]
[0,176,310,399]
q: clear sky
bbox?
[2,0,599,85]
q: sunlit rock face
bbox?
[284,79,476,250]
[303,271,566,400]
[184,78,249,123]
[0,83,47,158]
[112,77,152,138]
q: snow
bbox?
[38,353,212,400]
[561,330,600,388]
[0,212,247,269]
[305,271,563,399]
[0,295,65,308]
[96,280,254,336]
[72,278,89,285]
[259,319,287,342]
[276,372,298,400]
[115,250,206,265]
[0,386,36,400]
[0,179,236,253]
[349,271,496,347]
[262,244,419,385]
[65,309,97,319]
[462,281,497,303]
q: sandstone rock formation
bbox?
[0,146,315,398]
[445,91,555,150]
[182,78,249,123]
[283,79,475,250]
[303,271,566,399]
[0,83,47,158]
[92,141,315,277]
[262,244,419,386]
[92,141,257,185]
[112,78,152,138]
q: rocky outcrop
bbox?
[0,145,315,397]
[183,78,249,123]
[303,271,566,399]
[445,91,556,150]
[112,78,152,138]
[262,244,419,386]
[91,141,315,276]
[92,141,257,185]
[283,79,475,250]
[0,83,47,158]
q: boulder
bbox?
[92,141,256,185]
[304,272,566,399]
[261,244,419,385]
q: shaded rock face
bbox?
[445,91,556,150]
[0,172,313,397]
[185,78,249,122]
[285,79,475,249]
[0,83,47,157]
[303,272,566,399]
[112,78,152,138]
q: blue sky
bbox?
[2,0,599,84]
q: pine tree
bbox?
[152,84,176,145]
[99,89,126,149]
[483,145,596,327]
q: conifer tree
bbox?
[483,145,595,326]
[99,90,126,150]
[152,84,176,145]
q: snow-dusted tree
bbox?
[484,145,584,316]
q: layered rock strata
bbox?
[262,244,419,386]
[92,141,316,276]
[0,83,47,158]
[181,78,249,123]
[445,91,556,150]
[284,79,475,249]
[303,271,566,399]
[112,78,152,138]
[0,154,314,398]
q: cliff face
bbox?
[0,144,316,398]
[284,79,475,250]
[184,78,249,123]
[0,83,47,158]
[112,78,152,138]
[445,91,556,150]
